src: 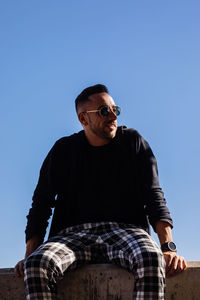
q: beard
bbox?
[89,120,117,141]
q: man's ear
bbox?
[78,112,88,126]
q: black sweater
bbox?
[25,126,173,243]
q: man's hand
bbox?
[155,221,187,277]
[163,251,187,277]
[14,235,41,278]
[14,259,25,278]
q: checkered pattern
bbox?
[24,222,166,300]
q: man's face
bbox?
[81,92,118,144]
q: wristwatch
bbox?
[161,241,177,252]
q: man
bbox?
[15,84,187,300]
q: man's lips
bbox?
[105,122,117,129]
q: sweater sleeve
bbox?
[136,133,173,232]
[25,141,61,243]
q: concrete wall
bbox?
[0,262,200,300]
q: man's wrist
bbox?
[25,235,41,258]
[161,241,177,252]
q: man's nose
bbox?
[109,109,117,119]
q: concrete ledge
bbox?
[165,261,200,300]
[0,262,200,299]
[58,264,134,299]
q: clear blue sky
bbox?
[0,0,199,268]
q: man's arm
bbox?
[135,133,187,276]
[155,221,187,277]
[15,139,64,278]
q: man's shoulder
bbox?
[118,126,141,139]
[50,131,84,154]
[117,126,148,153]
[55,130,84,145]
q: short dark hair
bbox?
[75,84,109,113]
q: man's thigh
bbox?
[99,225,165,272]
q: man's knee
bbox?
[140,247,166,273]
[24,252,57,274]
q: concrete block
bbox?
[0,268,25,300]
[0,262,200,299]
[58,264,134,300]
[165,261,200,300]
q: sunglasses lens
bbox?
[114,106,121,116]
[100,106,110,117]
[99,106,121,117]
[113,106,121,116]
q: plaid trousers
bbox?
[24,222,166,300]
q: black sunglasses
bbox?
[84,105,121,118]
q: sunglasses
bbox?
[84,105,121,118]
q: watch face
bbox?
[168,242,177,251]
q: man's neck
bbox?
[84,131,112,147]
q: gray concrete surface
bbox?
[58,264,134,300]
[0,262,199,299]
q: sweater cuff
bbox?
[152,219,173,233]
